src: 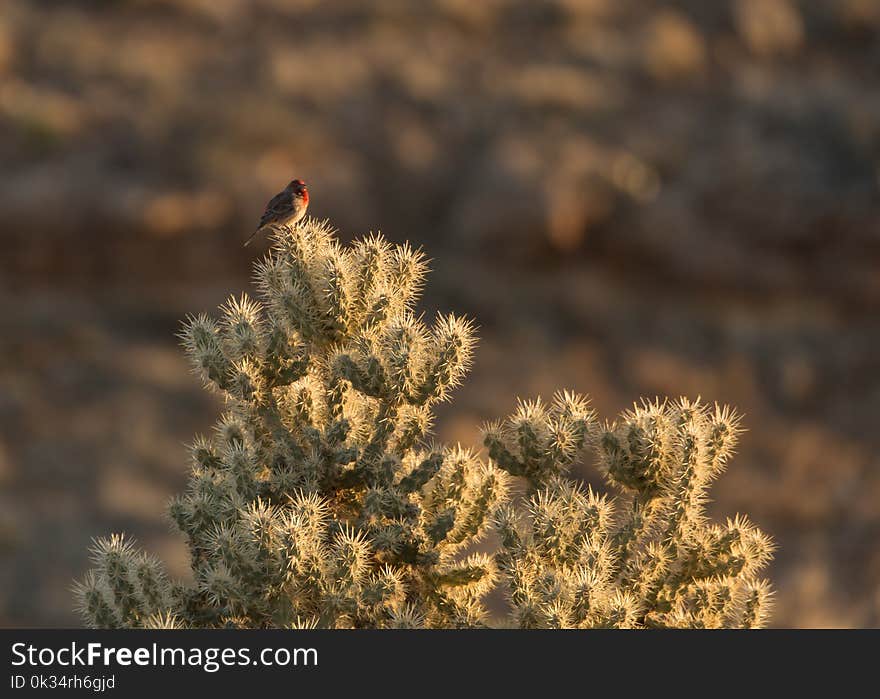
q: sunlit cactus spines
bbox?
[75,218,773,629]
[489,397,774,628]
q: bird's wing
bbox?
[258,190,293,228]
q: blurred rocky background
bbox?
[1,0,879,627]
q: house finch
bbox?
[244,179,309,246]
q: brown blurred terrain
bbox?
[1,0,879,627]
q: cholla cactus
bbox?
[74,219,773,629]
[487,398,774,628]
[75,220,506,629]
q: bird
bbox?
[244,179,309,246]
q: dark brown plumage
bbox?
[244,179,309,246]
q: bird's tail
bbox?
[243,227,261,247]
